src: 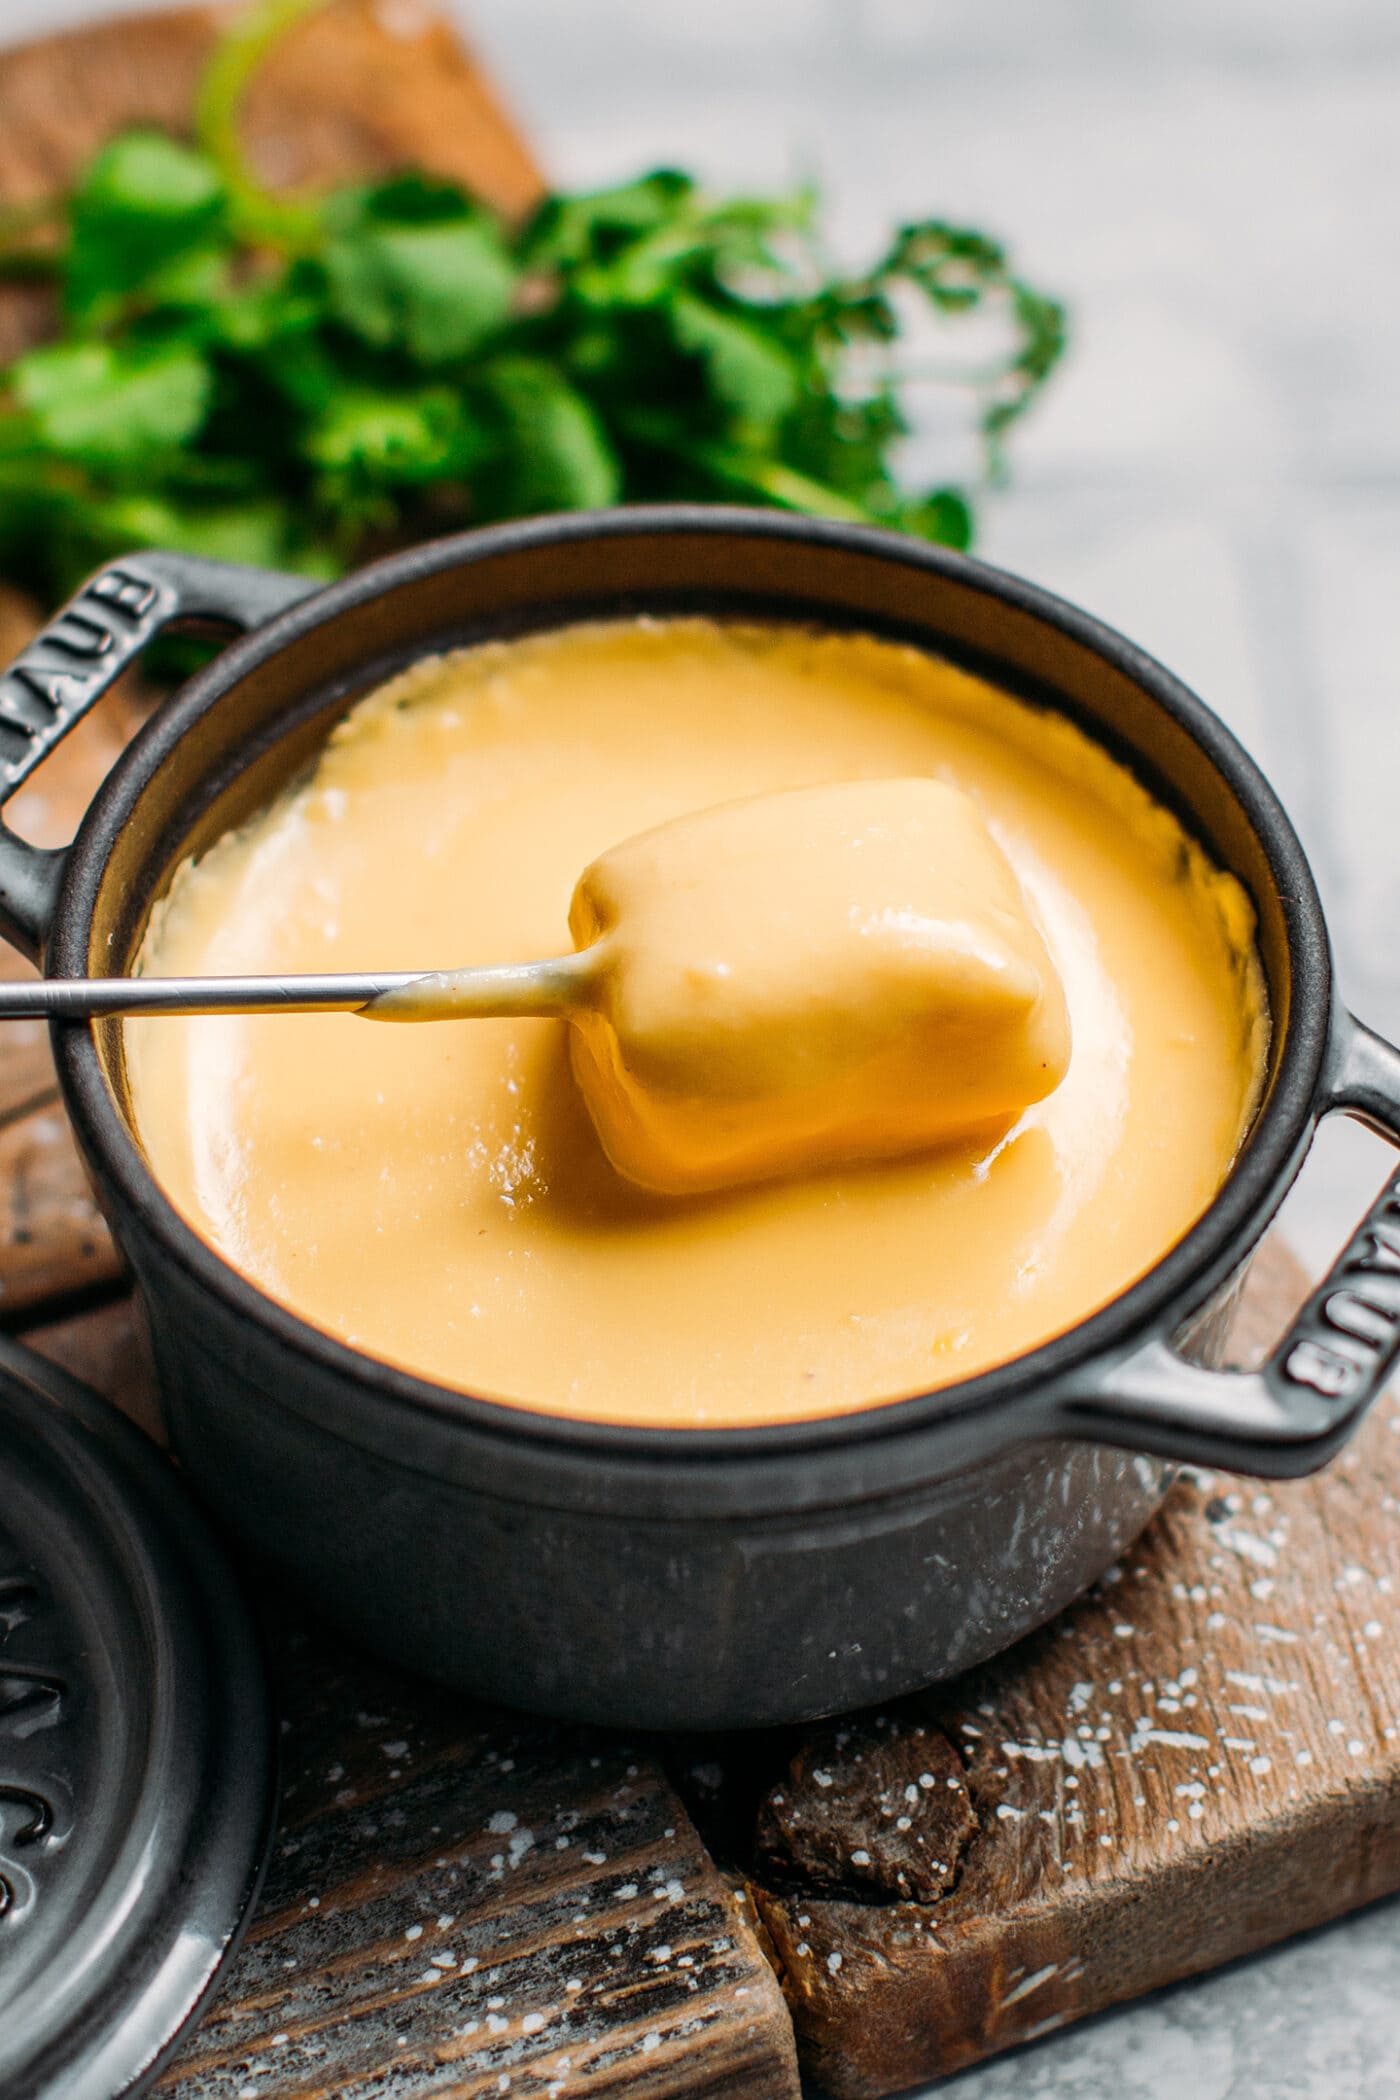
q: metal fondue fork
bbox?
[0,953,595,1022]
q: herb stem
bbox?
[682,443,881,526]
[194,0,333,250]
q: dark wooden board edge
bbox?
[745,1243,1400,2094]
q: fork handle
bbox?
[0,972,426,1019]
[0,951,594,1022]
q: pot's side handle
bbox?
[1064,1013,1400,1479]
[0,551,320,964]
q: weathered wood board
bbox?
[749,1243,1400,2092]
[163,1629,798,2100]
[5,7,1400,2098]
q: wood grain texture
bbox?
[157,1629,799,2099]
[0,1099,123,1321]
[0,0,542,210]
[750,1241,1400,2097]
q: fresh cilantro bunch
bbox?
[0,2,1065,608]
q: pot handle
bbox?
[1063,1011,1400,1478]
[0,551,319,963]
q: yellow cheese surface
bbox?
[127,619,1268,1427]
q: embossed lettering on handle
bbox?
[0,562,173,791]
[1273,1174,1400,1405]
[0,549,319,962]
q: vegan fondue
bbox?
[126,619,1267,1427]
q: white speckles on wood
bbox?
[753,1241,1400,2097]
[158,1633,799,2099]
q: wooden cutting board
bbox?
[3,10,1400,2096]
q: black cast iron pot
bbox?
[2,508,1398,1731]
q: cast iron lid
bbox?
[0,1336,275,2099]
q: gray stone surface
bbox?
[6,1,1400,2091]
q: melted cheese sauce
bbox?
[126,619,1268,1427]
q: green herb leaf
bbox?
[322,180,517,363]
[524,172,696,270]
[302,383,482,485]
[12,338,212,469]
[668,292,800,427]
[895,488,974,549]
[65,132,227,322]
[475,357,621,513]
[205,275,326,356]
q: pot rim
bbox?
[52,506,1332,1465]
